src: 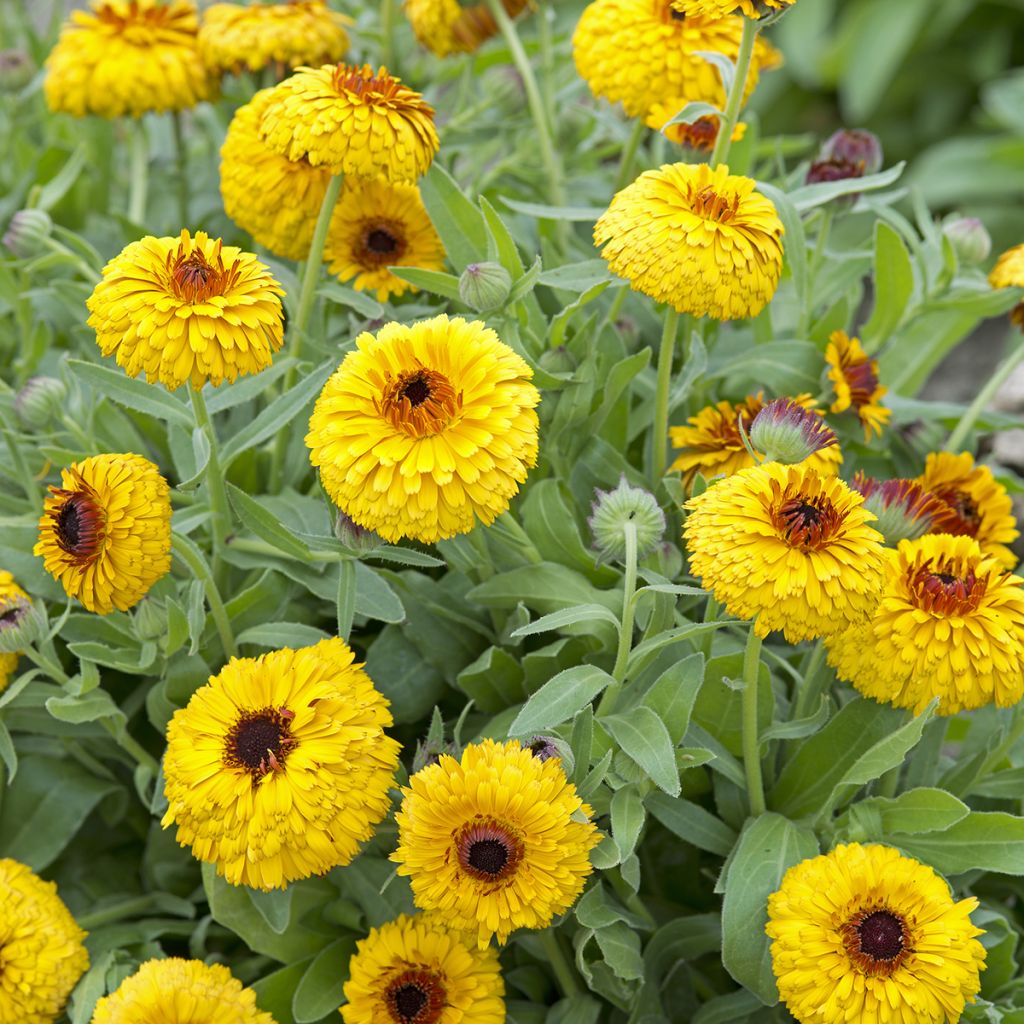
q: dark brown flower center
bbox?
[0,599,27,630]
[455,818,524,883]
[225,707,296,779]
[843,359,881,410]
[167,238,241,304]
[909,557,985,615]
[841,907,912,977]
[47,480,106,566]
[384,968,446,1024]
[380,368,460,438]
[357,220,407,269]
[678,117,720,152]
[772,495,841,550]
[930,486,981,537]
[689,184,740,224]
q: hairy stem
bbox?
[127,118,149,223]
[708,17,760,169]
[742,626,766,817]
[652,306,680,486]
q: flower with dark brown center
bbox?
[224,707,296,778]
[456,819,524,883]
[385,968,446,1024]
[49,480,106,566]
[840,907,912,978]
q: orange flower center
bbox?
[225,707,296,779]
[357,220,407,269]
[332,63,403,101]
[772,494,841,550]
[96,0,176,31]
[384,968,447,1024]
[677,117,721,152]
[840,907,912,978]
[908,558,986,615]
[48,476,106,566]
[167,241,242,304]
[689,184,740,224]
[930,486,981,537]
[380,368,460,438]
[455,817,524,884]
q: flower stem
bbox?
[22,645,68,684]
[652,306,680,486]
[598,521,639,717]
[127,117,149,223]
[793,640,827,720]
[78,894,159,930]
[189,387,231,589]
[102,718,160,779]
[615,119,646,192]
[945,335,1024,454]
[708,17,760,169]
[541,929,581,998]
[380,0,397,73]
[742,625,766,817]
[171,534,237,660]
[171,110,189,227]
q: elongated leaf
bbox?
[510,604,620,638]
[860,220,915,351]
[610,785,646,861]
[646,792,736,856]
[603,708,681,796]
[509,665,615,734]
[205,358,296,414]
[68,359,193,426]
[500,197,605,221]
[388,267,462,301]
[227,485,313,560]
[783,162,906,212]
[236,622,330,648]
[420,163,488,270]
[292,938,356,1023]
[890,812,1024,875]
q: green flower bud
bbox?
[334,511,382,554]
[942,217,991,265]
[2,208,53,259]
[133,596,166,642]
[458,262,512,312]
[749,398,838,465]
[15,376,68,431]
[0,596,46,654]
[0,50,34,93]
[588,475,665,564]
[851,474,943,546]
[538,346,575,375]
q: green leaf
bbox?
[593,921,644,981]
[646,793,737,856]
[659,99,723,129]
[0,719,16,780]
[853,787,970,837]
[691,989,764,1024]
[610,785,646,861]
[760,695,832,742]
[249,887,293,934]
[45,689,125,726]
[890,812,1024,875]
[318,280,384,319]
[419,163,488,270]
[364,625,446,725]
[603,707,681,796]
[205,358,297,414]
[236,622,331,648]
[67,359,193,426]
[784,162,906,212]
[509,665,615,735]
[860,221,915,351]
[387,267,463,301]
[292,937,356,1023]
[538,260,615,292]
[758,183,807,310]
[457,645,526,713]
[638,652,705,745]
[353,562,404,623]
[226,485,313,560]
[500,197,605,221]
[510,604,620,638]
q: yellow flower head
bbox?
[199,0,349,76]
[221,88,332,261]
[392,739,601,948]
[595,162,784,320]
[259,63,439,182]
[672,0,796,17]
[342,914,505,1024]
[0,857,89,1024]
[44,0,214,119]
[34,454,171,616]
[324,177,446,302]
[767,843,985,1024]
[645,99,747,151]
[0,571,29,695]
[404,0,530,57]
[918,451,1019,569]
[91,958,276,1024]
[989,242,1024,329]
[162,638,400,891]
[827,535,1024,715]
[86,229,285,392]
[573,0,781,118]
[825,330,891,439]
[684,461,885,642]
[669,392,841,488]
[306,316,540,544]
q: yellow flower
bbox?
[825,330,891,439]
[767,843,985,1024]
[199,0,349,76]
[669,392,841,488]
[306,315,540,544]
[259,63,439,182]
[672,0,797,17]
[989,242,1024,329]
[162,638,400,891]
[86,229,285,392]
[917,451,1019,569]
[392,739,600,948]
[0,857,89,1024]
[44,0,214,119]
[573,0,781,119]
[595,162,785,320]
[827,535,1024,715]
[324,177,446,302]
[220,87,332,261]
[684,461,885,642]
[0,571,29,695]
[34,454,171,616]
[91,958,276,1024]
[405,0,530,57]
[645,99,746,151]
[342,914,505,1024]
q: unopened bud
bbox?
[851,474,942,545]
[749,398,838,465]
[588,475,666,564]
[943,217,991,266]
[458,262,512,313]
[538,346,575,375]
[819,129,883,176]
[0,50,34,93]
[526,735,563,763]
[805,158,864,187]
[412,737,455,774]
[334,511,382,554]
[0,596,46,653]
[15,376,68,431]
[2,208,53,258]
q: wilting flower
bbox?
[392,739,601,947]
[91,959,275,1024]
[748,398,838,465]
[199,0,349,76]
[324,177,446,301]
[259,63,439,182]
[306,315,540,544]
[684,462,885,642]
[670,393,841,487]
[917,451,1019,569]
[44,0,214,118]
[646,100,746,151]
[35,454,172,616]
[220,87,332,261]
[162,638,400,890]
[342,914,505,1024]
[767,843,985,1024]
[588,475,666,562]
[672,0,796,15]
[595,162,784,320]
[824,330,891,439]
[989,243,1024,330]
[573,1,780,119]
[86,229,285,391]
[851,474,945,545]
[405,0,529,57]
[0,858,89,1024]
[828,535,1024,715]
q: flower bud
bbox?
[851,474,943,545]
[819,129,883,175]
[133,595,166,642]
[458,262,512,312]
[538,346,575,375]
[334,511,382,555]
[0,50,34,93]
[14,375,68,431]
[588,475,666,564]
[942,217,991,265]
[749,398,838,465]
[412,737,456,774]
[805,158,864,187]
[2,208,53,259]
[0,596,46,654]
[526,735,563,763]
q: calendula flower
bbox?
[684,462,885,642]
[199,0,349,76]
[672,0,796,17]
[221,87,332,261]
[989,243,1024,329]
[392,739,600,948]
[306,316,540,544]
[91,959,275,1024]
[748,398,839,465]
[851,474,946,545]
[827,535,1024,715]
[573,1,781,119]
[595,162,784,320]
[405,0,529,57]
[44,0,214,118]
[767,843,985,1024]
[162,638,400,890]
[34,454,171,616]
[324,177,446,301]
[0,858,89,1024]
[86,229,285,391]
[917,451,1019,569]
[646,101,746,151]
[259,63,439,182]
[824,331,891,439]
[670,393,841,487]
[342,914,505,1024]
[0,571,29,693]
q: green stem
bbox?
[793,640,827,720]
[78,895,159,930]
[380,0,397,74]
[699,596,720,661]
[742,626,766,817]
[171,111,189,227]
[127,118,149,223]
[42,238,101,284]
[615,119,646,192]
[877,765,900,799]
[598,522,639,716]
[22,645,68,684]
[189,387,231,588]
[708,17,760,169]
[102,719,160,778]
[652,306,680,486]
[171,534,238,660]
[540,929,580,998]
[945,336,1024,453]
